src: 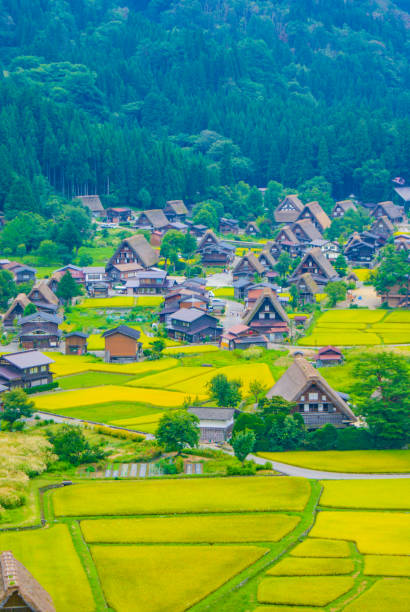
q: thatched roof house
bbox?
[274,195,304,224]
[2,293,31,328]
[107,234,159,273]
[290,247,339,285]
[297,201,331,232]
[74,195,104,216]
[0,550,56,612]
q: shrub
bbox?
[26,382,59,394]
[227,460,257,476]
[243,346,263,360]
[0,486,26,509]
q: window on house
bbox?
[304,404,309,412]
[309,392,318,400]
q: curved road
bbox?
[250,454,410,480]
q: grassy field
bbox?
[320,479,410,509]
[91,544,267,612]
[256,450,410,473]
[128,365,216,388]
[78,296,137,308]
[52,477,311,516]
[38,401,163,425]
[81,513,300,544]
[364,555,410,577]
[290,538,351,558]
[0,525,95,612]
[266,557,354,576]
[258,576,354,606]
[57,371,135,389]
[310,511,410,554]
[343,578,410,612]
[163,344,220,354]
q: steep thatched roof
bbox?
[2,293,30,322]
[29,281,59,305]
[293,247,338,280]
[243,288,289,326]
[197,229,219,249]
[375,201,404,220]
[74,195,104,213]
[372,215,394,233]
[233,252,265,276]
[274,195,304,223]
[275,225,299,243]
[295,272,320,294]
[166,200,189,215]
[298,201,331,230]
[267,355,356,421]
[292,218,323,241]
[333,200,357,214]
[0,551,56,612]
[139,209,169,228]
[245,221,261,234]
[258,249,277,270]
[118,234,160,268]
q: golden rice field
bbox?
[258,576,354,606]
[78,296,137,308]
[128,366,215,388]
[52,477,311,517]
[0,525,95,612]
[310,511,410,555]
[352,268,372,281]
[253,608,323,612]
[163,344,220,354]
[110,412,164,428]
[256,450,410,473]
[47,352,179,377]
[81,513,299,544]
[343,578,410,612]
[91,544,267,612]
[320,479,410,510]
[266,557,354,576]
[364,555,410,577]
[290,538,351,558]
[34,385,195,412]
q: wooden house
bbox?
[394,235,410,252]
[108,262,143,283]
[379,283,410,308]
[159,288,209,323]
[242,288,289,342]
[197,230,235,267]
[188,407,236,442]
[65,331,88,355]
[18,311,62,349]
[296,201,331,233]
[164,200,189,222]
[245,221,261,236]
[233,278,253,300]
[102,325,143,362]
[245,283,279,309]
[309,239,340,262]
[166,308,222,343]
[343,233,376,264]
[0,350,54,390]
[293,273,320,304]
[2,293,31,329]
[28,281,59,313]
[0,550,56,612]
[291,218,323,243]
[46,271,64,294]
[272,226,301,258]
[372,201,405,224]
[371,215,394,238]
[82,266,107,294]
[315,346,343,367]
[74,195,105,218]
[105,207,132,223]
[219,217,239,234]
[0,261,36,284]
[135,209,170,230]
[125,269,170,295]
[332,200,357,218]
[267,354,356,429]
[233,252,265,281]
[220,324,268,350]
[190,224,208,238]
[106,235,159,282]
[274,195,304,224]
[54,265,85,285]
[258,249,276,273]
[290,248,339,286]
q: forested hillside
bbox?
[0,0,409,209]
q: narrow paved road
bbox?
[250,454,410,480]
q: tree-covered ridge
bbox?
[0,0,409,207]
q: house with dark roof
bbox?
[2,293,31,328]
[332,200,357,218]
[371,215,394,238]
[315,346,344,367]
[309,239,341,262]
[54,265,85,285]
[290,248,339,286]
[159,287,209,323]
[82,266,108,296]
[0,261,36,284]
[393,185,410,206]
[267,354,356,429]
[372,201,405,224]
[166,308,222,343]
[125,269,171,295]
[274,195,304,224]
[378,282,410,308]
[296,201,331,233]
[394,235,410,252]
[220,324,268,351]
[233,278,253,300]
[105,207,132,224]
[245,221,261,236]
[245,283,280,309]
[197,230,235,267]
[272,226,301,258]
[102,325,143,362]
[164,200,189,222]
[343,232,376,264]
[293,273,320,305]
[291,218,323,243]
[219,217,239,234]
[18,311,62,350]
[106,234,159,281]
[135,209,170,230]
[28,281,59,313]
[233,252,265,281]
[0,550,56,612]
[74,195,105,217]
[258,249,276,273]
[65,331,88,355]
[242,288,290,342]
[188,407,236,442]
[0,350,54,390]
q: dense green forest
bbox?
[0,0,409,212]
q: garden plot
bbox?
[310,511,410,555]
[258,576,354,606]
[91,544,267,612]
[343,578,410,612]
[81,513,299,544]
[256,450,410,473]
[52,477,311,516]
[320,479,410,510]
[0,525,95,612]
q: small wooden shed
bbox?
[65,332,88,355]
[102,325,142,362]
